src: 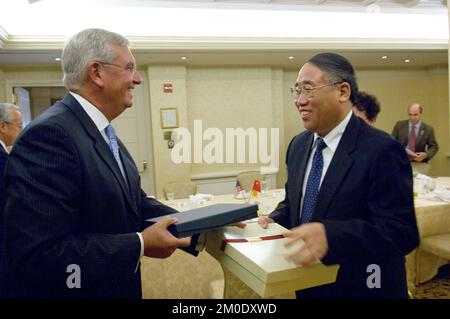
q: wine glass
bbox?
[166,192,175,204]
[261,180,269,196]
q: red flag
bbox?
[251,179,261,197]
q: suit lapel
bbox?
[313,114,358,221]
[292,133,313,226]
[59,93,139,217]
[415,123,425,149]
[117,139,140,211]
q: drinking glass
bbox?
[261,180,269,195]
[167,192,175,204]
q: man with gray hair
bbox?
[0,103,22,280]
[1,28,191,298]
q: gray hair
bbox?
[0,103,20,123]
[62,28,129,90]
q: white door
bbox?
[113,83,156,196]
[13,87,32,127]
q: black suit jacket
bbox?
[1,93,180,299]
[391,120,439,162]
[0,146,7,267]
[270,114,419,299]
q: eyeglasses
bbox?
[97,61,137,74]
[291,81,341,100]
[5,122,23,129]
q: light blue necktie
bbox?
[300,138,327,225]
[105,124,127,180]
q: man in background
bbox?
[0,103,22,296]
[392,103,439,174]
[259,52,419,298]
[352,91,380,125]
[1,28,190,298]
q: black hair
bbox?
[307,52,359,104]
[354,91,381,122]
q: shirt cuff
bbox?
[134,232,144,273]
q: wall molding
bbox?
[1,35,447,51]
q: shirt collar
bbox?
[409,121,421,128]
[0,139,9,154]
[312,109,352,153]
[69,92,110,132]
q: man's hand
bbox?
[284,222,328,267]
[142,217,191,258]
[413,152,427,162]
[258,216,274,229]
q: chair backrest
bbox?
[163,181,197,200]
[236,171,263,192]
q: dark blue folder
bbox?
[146,203,258,238]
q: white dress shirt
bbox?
[299,110,353,217]
[69,92,144,271]
[0,139,9,154]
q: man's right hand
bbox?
[258,216,274,229]
[142,217,191,258]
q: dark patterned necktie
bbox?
[300,138,327,225]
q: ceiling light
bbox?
[381,55,387,59]
[54,57,61,61]
[288,56,294,60]
[404,59,411,63]
[181,56,187,60]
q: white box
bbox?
[206,222,340,298]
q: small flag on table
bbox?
[251,179,261,198]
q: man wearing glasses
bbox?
[0,103,23,295]
[259,53,419,298]
[1,29,191,298]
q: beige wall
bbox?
[147,66,192,199]
[357,68,449,176]
[186,67,278,175]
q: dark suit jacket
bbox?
[0,146,7,268]
[391,120,439,162]
[1,93,181,299]
[270,114,419,299]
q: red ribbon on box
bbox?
[220,234,284,251]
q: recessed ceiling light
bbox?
[54,57,61,61]
[288,56,294,60]
[381,55,387,59]
[181,56,187,60]
[404,59,411,63]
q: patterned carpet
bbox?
[413,264,450,299]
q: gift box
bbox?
[206,222,340,298]
[146,203,258,238]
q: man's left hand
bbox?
[284,222,328,267]
[414,152,427,162]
